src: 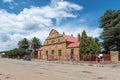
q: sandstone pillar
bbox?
[110,51,119,63]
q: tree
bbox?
[31,37,42,55]
[99,10,120,52]
[5,48,26,58]
[79,30,100,54]
[87,37,100,54]
[18,38,29,50]
[17,48,26,57]
[79,30,88,54]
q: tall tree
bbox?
[18,38,29,50]
[99,10,120,52]
[79,30,89,54]
[79,30,100,54]
[87,37,100,54]
[31,37,42,55]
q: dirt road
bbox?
[0,58,120,80]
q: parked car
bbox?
[23,55,31,61]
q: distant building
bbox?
[0,52,5,58]
[38,29,80,61]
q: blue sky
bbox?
[0,0,120,51]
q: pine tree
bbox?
[79,30,100,54]
[87,37,99,54]
[79,30,88,54]
[99,10,120,52]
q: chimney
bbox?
[71,34,73,37]
[63,32,65,35]
[78,33,80,41]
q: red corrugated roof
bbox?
[62,34,78,42]
[62,34,79,48]
[67,42,79,48]
[38,47,43,51]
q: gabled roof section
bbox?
[62,34,78,42]
[62,33,79,48]
[46,29,62,40]
[38,47,43,51]
[49,29,59,35]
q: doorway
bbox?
[51,50,54,60]
[46,51,48,60]
[70,49,74,61]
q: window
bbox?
[46,50,48,60]
[51,50,54,55]
[46,51,48,55]
[71,49,74,60]
[58,50,62,56]
[71,49,74,53]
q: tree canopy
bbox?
[79,30,100,54]
[4,37,42,58]
[99,10,120,52]
[31,37,42,49]
[18,38,29,49]
[79,30,88,54]
[5,48,26,58]
[31,37,42,55]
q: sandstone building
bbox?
[38,29,80,61]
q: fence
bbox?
[79,54,111,63]
[30,55,38,59]
[79,54,96,61]
[103,54,111,61]
[38,54,111,62]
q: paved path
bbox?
[0,58,120,80]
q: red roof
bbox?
[62,34,79,48]
[62,34,78,42]
[38,47,43,51]
[67,42,79,48]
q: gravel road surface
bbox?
[0,58,120,80]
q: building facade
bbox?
[38,29,80,61]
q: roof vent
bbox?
[63,32,65,35]
[71,34,73,37]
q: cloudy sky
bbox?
[0,0,120,51]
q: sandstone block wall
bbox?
[110,51,119,63]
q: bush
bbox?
[5,48,26,58]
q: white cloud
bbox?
[3,0,18,9]
[0,0,102,51]
[3,0,13,3]
[79,19,86,22]
[55,23,102,38]
[0,0,82,33]
[0,0,83,51]
[51,0,83,25]
[0,31,10,42]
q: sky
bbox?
[0,0,120,51]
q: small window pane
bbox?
[58,50,62,56]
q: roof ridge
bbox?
[61,34,77,38]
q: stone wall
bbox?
[66,48,79,60]
[0,54,2,58]
[42,43,66,60]
[110,51,119,63]
[38,29,79,61]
